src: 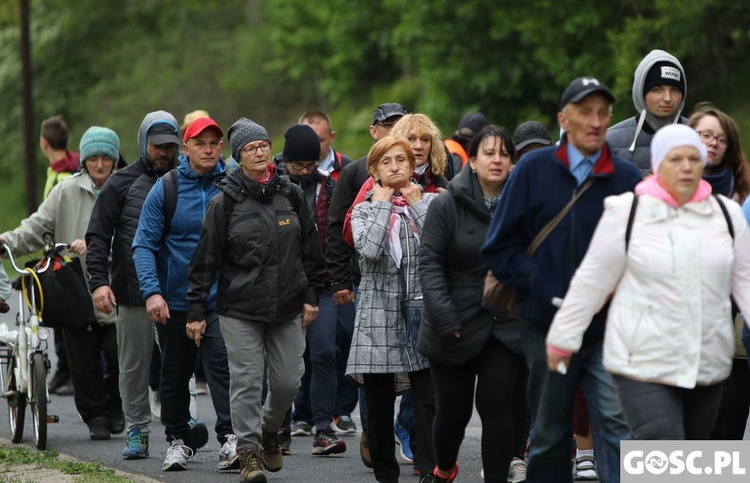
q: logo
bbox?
[581,77,601,86]
[279,218,291,226]
[660,66,681,82]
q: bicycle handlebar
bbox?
[2,242,70,276]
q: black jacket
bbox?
[326,155,370,292]
[86,156,160,305]
[418,167,522,365]
[187,168,326,323]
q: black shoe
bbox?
[55,381,75,396]
[183,419,209,453]
[110,413,126,434]
[48,371,70,394]
[88,416,111,440]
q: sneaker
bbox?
[394,422,413,463]
[183,418,209,453]
[420,474,436,483]
[278,429,292,456]
[88,416,111,440]
[312,424,347,455]
[109,413,126,434]
[122,428,149,460]
[291,420,312,436]
[239,449,267,483]
[261,430,283,472]
[162,439,193,471]
[332,415,357,435]
[48,370,70,394]
[507,457,527,483]
[195,377,209,395]
[574,454,598,480]
[55,380,75,396]
[149,388,161,421]
[360,430,373,468]
[219,434,240,470]
[432,463,459,483]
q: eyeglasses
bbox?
[696,131,729,148]
[241,142,271,156]
[289,161,318,172]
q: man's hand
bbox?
[302,303,319,329]
[547,350,571,375]
[146,294,170,324]
[69,239,87,255]
[332,289,354,305]
[400,183,423,205]
[186,320,206,347]
[372,184,395,202]
[92,285,117,315]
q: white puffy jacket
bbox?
[547,192,750,388]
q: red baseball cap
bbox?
[183,117,224,143]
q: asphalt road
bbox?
[0,294,487,482]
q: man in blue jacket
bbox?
[482,77,641,483]
[133,117,235,472]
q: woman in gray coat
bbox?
[346,136,436,483]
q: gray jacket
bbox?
[607,49,687,174]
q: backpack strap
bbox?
[713,194,734,241]
[162,169,178,239]
[223,193,237,229]
[625,194,639,253]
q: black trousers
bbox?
[710,358,750,439]
[430,337,527,483]
[62,323,121,424]
[363,369,435,482]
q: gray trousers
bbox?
[115,305,155,433]
[219,314,305,452]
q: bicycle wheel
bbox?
[6,355,26,443]
[30,352,48,450]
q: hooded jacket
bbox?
[132,155,226,312]
[481,137,642,345]
[186,168,326,323]
[418,167,522,365]
[86,111,180,305]
[607,50,688,175]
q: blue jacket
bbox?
[481,137,641,345]
[133,155,226,312]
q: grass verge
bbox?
[0,445,131,482]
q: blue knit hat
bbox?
[79,126,120,168]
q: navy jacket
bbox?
[481,137,642,345]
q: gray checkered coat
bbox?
[346,195,435,393]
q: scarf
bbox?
[388,195,419,267]
[257,163,275,184]
[702,163,735,198]
[635,175,712,208]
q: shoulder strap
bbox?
[223,193,237,229]
[713,194,734,241]
[162,169,178,232]
[625,194,639,253]
[526,177,595,256]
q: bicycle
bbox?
[0,241,66,450]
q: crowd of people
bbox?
[2,47,750,483]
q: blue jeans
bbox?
[156,311,233,443]
[334,296,358,417]
[523,321,631,483]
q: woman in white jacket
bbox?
[546,124,750,440]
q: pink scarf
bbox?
[634,175,712,208]
[256,164,275,184]
[388,196,419,267]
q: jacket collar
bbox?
[554,134,616,177]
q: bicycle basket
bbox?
[23,256,94,329]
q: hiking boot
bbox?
[312,424,347,455]
[278,428,292,455]
[394,422,413,463]
[507,457,527,483]
[261,430,283,472]
[332,415,357,435]
[183,418,209,453]
[360,430,373,468]
[219,433,240,470]
[239,449,267,483]
[162,439,193,471]
[121,428,149,460]
[290,420,312,436]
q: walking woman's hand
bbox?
[302,303,319,329]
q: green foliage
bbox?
[0,445,129,482]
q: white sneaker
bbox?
[163,439,194,471]
[507,457,527,482]
[219,434,240,470]
[149,388,161,421]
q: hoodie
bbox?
[607,50,688,175]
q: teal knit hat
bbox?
[79,126,120,168]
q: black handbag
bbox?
[24,256,95,329]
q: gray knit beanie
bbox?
[228,117,270,161]
[79,126,120,169]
